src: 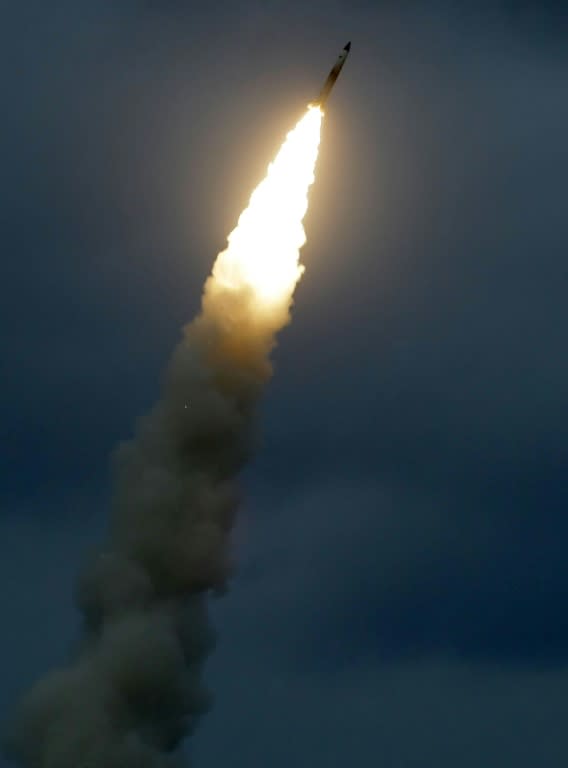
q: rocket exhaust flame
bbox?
[210,105,322,307]
[4,105,324,768]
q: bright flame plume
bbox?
[209,105,323,311]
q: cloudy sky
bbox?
[2,1,567,765]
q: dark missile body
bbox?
[315,42,351,107]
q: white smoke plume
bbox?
[4,106,323,767]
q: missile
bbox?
[314,42,351,107]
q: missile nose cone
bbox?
[344,41,351,52]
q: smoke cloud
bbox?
[5,297,288,767]
[4,298,269,767]
[4,106,322,768]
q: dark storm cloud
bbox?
[194,649,568,767]
[230,0,568,673]
[2,1,568,766]
[230,469,568,670]
[341,0,568,23]
[193,480,568,765]
[497,0,568,25]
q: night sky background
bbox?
[2,1,567,765]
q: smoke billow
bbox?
[4,106,323,767]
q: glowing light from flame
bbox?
[211,105,323,309]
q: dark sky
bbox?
[2,1,567,765]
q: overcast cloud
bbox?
[2,1,567,765]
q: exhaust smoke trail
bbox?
[4,105,323,768]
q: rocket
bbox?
[314,42,351,107]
